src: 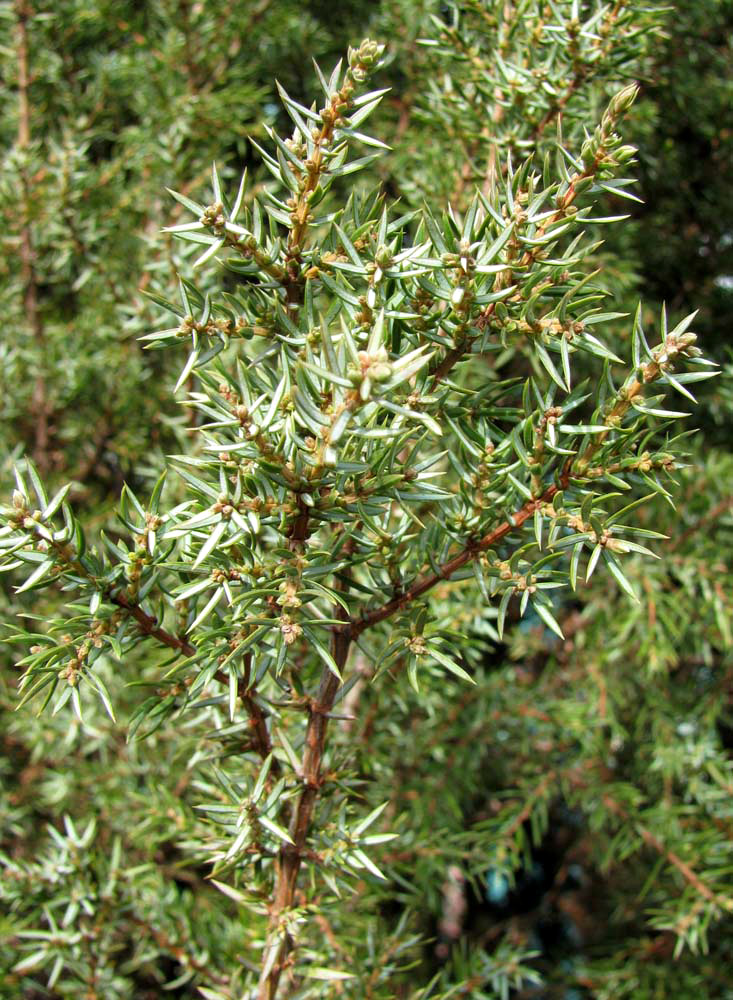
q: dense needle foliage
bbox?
[2,2,733,998]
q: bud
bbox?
[610,83,639,117]
[572,176,594,196]
[375,244,392,269]
[280,619,303,646]
[581,139,597,170]
[615,144,637,164]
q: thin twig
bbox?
[668,495,733,553]
[110,591,274,763]
[129,913,231,990]
[602,795,732,910]
[349,470,569,638]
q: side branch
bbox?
[602,795,732,911]
[111,591,273,761]
[429,303,497,386]
[112,591,195,657]
[350,472,569,638]
[361,319,693,639]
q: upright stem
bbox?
[257,610,351,999]
[110,591,275,764]
[15,0,49,472]
[255,471,571,998]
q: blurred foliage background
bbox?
[1,0,732,997]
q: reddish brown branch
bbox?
[350,470,569,639]
[602,795,729,909]
[527,70,586,147]
[111,591,274,762]
[668,495,733,553]
[429,302,498,385]
[112,591,196,657]
[352,347,670,639]
[257,593,352,998]
[129,914,230,989]
[287,495,312,551]
[435,88,631,388]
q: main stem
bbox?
[256,471,577,997]
[254,493,554,998]
[257,633,350,1000]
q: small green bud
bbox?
[616,144,637,164]
[610,83,639,117]
[375,244,392,269]
[572,176,594,195]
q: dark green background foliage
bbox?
[1,1,732,998]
